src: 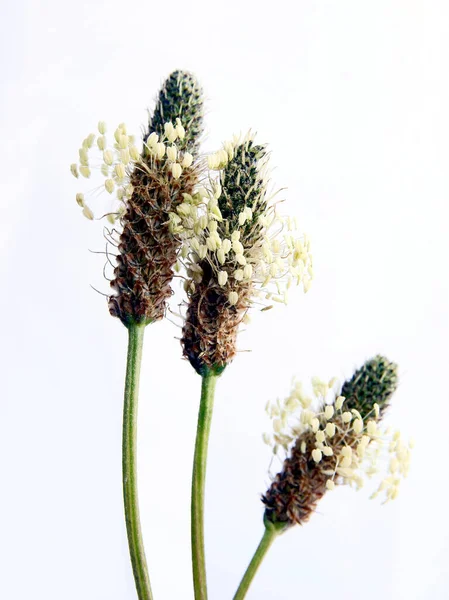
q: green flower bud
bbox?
[148,70,204,155]
[341,355,398,419]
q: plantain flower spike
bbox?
[70,70,204,327]
[262,355,412,531]
[175,134,313,375]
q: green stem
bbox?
[123,323,153,600]
[191,371,219,600]
[233,526,278,600]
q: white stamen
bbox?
[172,163,183,179]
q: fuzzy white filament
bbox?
[71,120,193,222]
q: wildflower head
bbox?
[262,356,411,530]
[70,71,204,327]
[176,134,313,375]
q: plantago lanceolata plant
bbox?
[233,356,412,599]
[172,133,312,599]
[71,70,204,600]
[71,70,411,600]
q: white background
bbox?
[1,1,448,598]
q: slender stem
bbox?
[123,323,153,600]
[233,526,278,600]
[191,371,218,600]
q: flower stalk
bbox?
[233,522,280,600]
[191,369,219,600]
[123,322,153,600]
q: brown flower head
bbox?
[172,134,313,375]
[70,71,204,327]
[262,356,412,529]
